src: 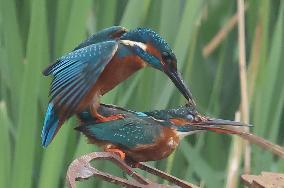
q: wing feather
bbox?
[76,118,161,149]
[45,41,118,119]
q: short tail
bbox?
[41,103,60,147]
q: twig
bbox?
[66,152,199,188]
[237,132,284,158]
[247,23,262,100]
[225,112,244,188]
[202,5,248,58]
[218,126,284,158]
[66,152,150,188]
[237,0,251,174]
[138,163,199,188]
[242,172,284,187]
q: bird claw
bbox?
[104,148,126,160]
[97,114,125,122]
[66,152,199,188]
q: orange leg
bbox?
[105,148,126,160]
[98,114,125,122]
[90,104,124,122]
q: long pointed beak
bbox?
[189,117,252,131]
[197,118,249,126]
[166,69,194,104]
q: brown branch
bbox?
[242,172,284,187]
[202,14,238,57]
[138,163,199,188]
[237,0,251,175]
[221,126,284,158]
[66,152,150,188]
[225,112,244,188]
[237,132,284,158]
[66,152,199,188]
[247,23,262,99]
[202,5,248,58]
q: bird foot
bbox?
[97,114,124,122]
[105,148,126,160]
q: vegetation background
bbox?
[0,0,283,187]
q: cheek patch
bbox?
[170,118,190,126]
[146,43,162,62]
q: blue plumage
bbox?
[41,103,59,147]
[120,28,176,70]
[131,45,162,69]
[74,26,127,50]
[135,112,148,117]
[76,119,161,149]
[121,28,175,58]
[41,41,118,147]
[42,26,193,147]
[49,41,118,114]
[75,104,249,162]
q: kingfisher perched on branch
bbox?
[75,104,249,163]
[41,26,194,147]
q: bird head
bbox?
[164,105,250,132]
[120,28,194,103]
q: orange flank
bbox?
[170,118,190,125]
[146,43,162,61]
[146,43,162,60]
[126,127,180,162]
[84,126,180,162]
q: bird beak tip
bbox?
[166,69,194,103]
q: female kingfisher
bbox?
[42,26,194,147]
[75,104,249,163]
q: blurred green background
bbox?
[0,0,284,187]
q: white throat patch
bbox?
[120,40,147,51]
[177,130,204,139]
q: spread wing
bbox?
[43,41,119,118]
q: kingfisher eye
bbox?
[162,51,170,58]
[161,52,172,64]
[186,114,194,121]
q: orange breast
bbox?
[77,54,145,111]
[84,126,180,162]
[96,54,146,95]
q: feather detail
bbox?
[41,103,60,147]
[47,41,118,119]
[75,119,161,149]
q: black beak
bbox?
[166,69,194,104]
[199,118,249,126]
[185,118,251,135]
[190,117,252,129]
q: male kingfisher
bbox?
[42,26,194,147]
[75,104,249,163]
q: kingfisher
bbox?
[42,26,194,147]
[75,104,249,163]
